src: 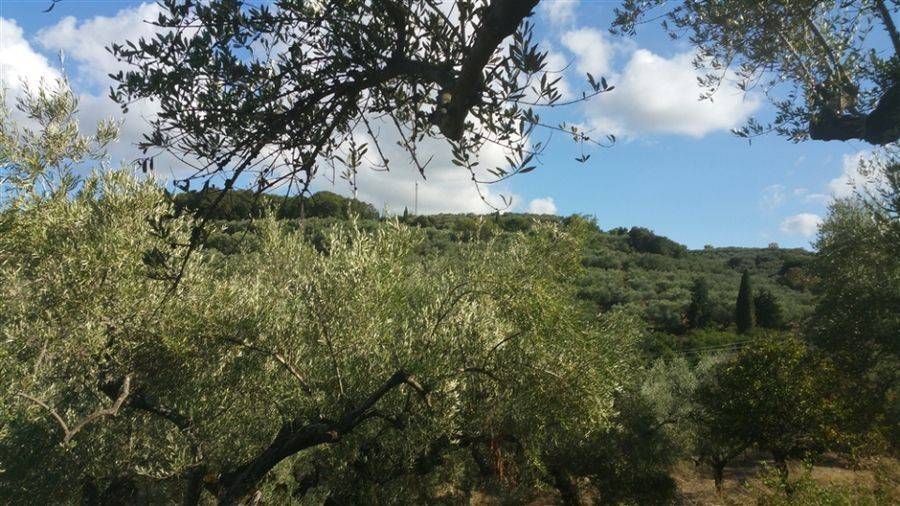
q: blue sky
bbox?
[0,0,878,249]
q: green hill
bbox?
[175,190,816,358]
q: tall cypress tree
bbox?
[735,270,756,333]
[687,277,713,329]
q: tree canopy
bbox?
[808,149,899,449]
[110,0,612,211]
[1,82,641,504]
[613,0,900,145]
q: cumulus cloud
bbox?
[3,10,182,177]
[526,197,558,214]
[560,28,613,77]
[580,50,760,138]
[540,0,579,27]
[0,18,62,94]
[828,151,890,200]
[36,3,163,87]
[780,213,822,237]
[316,120,520,215]
[541,46,575,100]
[6,7,516,213]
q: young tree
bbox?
[754,289,784,329]
[686,277,713,329]
[735,270,756,333]
[613,0,900,145]
[692,336,837,488]
[692,375,753,492]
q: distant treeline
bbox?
[173,189,685,257]
[171,188,380,220]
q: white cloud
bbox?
[583,50,760,138]
[780,213,822,237]
[36,3,163,87]
[318,120,521,215]
[542,46,575,100]
[6,5,532,214]
[829,153,865,199]
[828,151,890,200]
[540,1,579,28]
[1,13,177,176]
[560,28,613,77]
[760,184,787,210]
[0,18,62,93]
[526,197,558,214]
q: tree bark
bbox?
[772,451,790,483]
[81,478,100,506]
[549,466,581,506]
[182,466,206,506]
[100,477,138,506]
[434,0,541,139]
[713,463,725,493]
[470,445,494,478]
[216,370,413,504]
[809,80,900,145]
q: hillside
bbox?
[179,190,817,358]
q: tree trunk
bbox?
[218,422,335,504]
[809,80,900,145]
[549,466,581,506]
[182,467,206,506]
[81,478,100,506]
[471,445,494,478]
[216,370,412,504]
[713,463,725,493]
[434,0,541,139]
[772,451,789,483]
[100,477,138,505]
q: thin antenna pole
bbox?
[414,181,418,215]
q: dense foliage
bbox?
[199,207,818,365]
[172,188,380,221]
[686,278,713,329]
[809,149,900,452]
[755,289,785,329]
[1,85,650,504]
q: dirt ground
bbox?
[672,454,899,505]
[464,454,899,505]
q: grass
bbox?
[673,455,899,505]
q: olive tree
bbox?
[110,0,613,208]
[810,148,900,451]
[1,84,639,504]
